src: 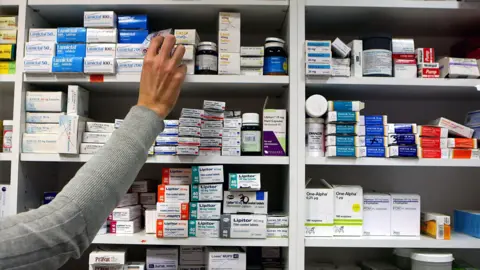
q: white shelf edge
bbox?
[0,0,20,6]
[0,153,13,161]
[93,231,288,246]
[0,74,16,83]
[28,0,288,6]
[306,77,480,88]
[305,233,480,248]
[306,157,480,167]
[306,0,480,10]
[21,153,289,165]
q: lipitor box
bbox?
[228,173,261,191]
[188,220,220,238]
[25,42,56,57]
[87,28,118,43]
[192,165,224,184]
[220,214,267,238]
[117,192,139,208]
[191,184,223,201]
[84,11,117,28]
[89,250,126,265]
[218,52,240,74]
[25,123,59,134]
[116,43,144,58]
[206,247,246,269]
[431,117,474,138]
[29,28,57,42]
[390,193,420,236]
[23,57,53,73]
[156,202,189,220]
[147,248,178,269]
[82,132,112,143]
[140,193,156,205]
[305,179,334,237]
[223,190,268,214]
[22,134,57,153]
[363,193,391,236]
[86,43,116,58]
[56,44,86,57]
[109,217,141,234]
[180,247,205,265]
[156,220,189,238]
[174,29,200,45]
[189,202,221,220]
[67,85,89,117]
[80,143,103,154]
[26,112,65,123]
[333,185,363,236]
[157,185,190,203]
[86,122,114,133]
[58,115,89,154]
[116,59,143,73]
[263,109,287,156]
[84,57,116,74]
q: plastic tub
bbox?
[411,252,453,270]
[393,248,414,270]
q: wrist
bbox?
[136,103,167,119]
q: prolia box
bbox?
[263,109,286,156]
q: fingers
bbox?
[146,36,164,59]
[171,44,186,67]
[157,34,176,61]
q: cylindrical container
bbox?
[411,252,453,270]
[362,36,392,77]
[306,118,324,157]
[306,94,328,118]
[264,37,288,75]
[241,113,261,156]
[196,41,218,75]
[2,120,13,152]
[393,248,414,270]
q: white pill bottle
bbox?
[306,118,324,157]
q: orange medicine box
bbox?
[447,138,478,149]
[449,149,480,159]
[421,212,451,240]
[418,125,448,138]
[156,219,188,238]
[157,184,190,203]
[418,147,448,159]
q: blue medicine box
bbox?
[52,57,84,73]
[56,44,86,57]
[57,27,87,43]
[119,30,149,44]
[118,15,148,30]
[43,191,58,204]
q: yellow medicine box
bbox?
[0,44,15,60]
[0,16,17,29]
[0,62,16,74]
[0,29,17,44]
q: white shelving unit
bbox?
[2,0,480,269]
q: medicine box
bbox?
[431,117,474,138]
[162,168,192,185]
[267,214,289,228]
[146,248,178,269]
[0,29,16,44]
[156,202,189,220]
[22,134,57,153]
[140,193,156,205]
[201,128,223,138]
[180,117,202,127]
[56,44,86,57]
[25,42,55,57]
[267,228,288,238]
[228,173,261,191]
[156,136,178,146]
[178,137,200,147]
[125,262,146,270]
[86,43,116,58]
[203,111,224,121]
[111,205,141,221]
[23,57,52,73]
[305,179,334,237]
[348,40,363,78]
[84,57,116,74]
[223,190,268,214]
[174,29,200,45]
[118,15,148,29]
[240,67,263,76]
[25,123,59,134]
[117,192,139,208]
[191,184,223,201]
[80,143,103,154]
[26,112,65,123]
[57,27,87,43]
[176,145,199,155]
[29,28,57,42]
[218,12,241,31]
[67,85,89,117]
[306,51,331,65]
[154,146,176,155]
[84,11,117,28]
[222,146,240,156]
[206,247,246,270]
[241,46,264,57]
[86,122,115,133]
[439,57,480,78]
[203,100,226,112]
[333,185,363,236]
[83,132,112,143]
[157,184,190,203]
[116,59,143,73]
[0,16,16,29]
[392,38,415,54]
[263,109,287,156]
[181,108,204,119]
[421,212,451,240]
[306,40,331,53]
[219,31,240,53]
[240,56,263,67]
[116,43,144,58]
[145,209,156,234]
[26,91,66,112]
[332,38,351,58]
[363,193,391,236]
[200,138,222,147]
[87,28,118,43]
[179,126,201,137]
[156,220,189,238]
[218,53,240,75]
[188,220,220,238]
[52,57,84,73]
[89,250,126,265]
[180,247,205,265]
[192,165,224,184]
[220,214,267,238]
[222,137,240,147]
[390,193,420,236]
[306,63,331,76]
[119,30,148,44]
[176,44,194,61]
[0,61,15,74]
[199,147,221,157]
[189,202,221,220]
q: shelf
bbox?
[0,0,20,6]
[24,74,289,96]
[305,233,480,248]
[306,77,480,99]
[0,75,15,91]
[306,157,480,167]
[305,0,480,36]
[21,153,289,165]
[93,230,288,246]
[0,153,13,161]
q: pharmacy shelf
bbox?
[21,153,289,165]
[24,74,289,95]
[306,157,480,167]
[305,0,480,36]
[0,0,20,6]
[306,77,480,99]
[93,230,288,246]
[29,0,288,6]
[0,75,16,91]
[0,153,13,161]
[305,233,480,248]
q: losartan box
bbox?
[333,185,363,236]
[223,191,268,214]
[363,193,391,236]
[220,214,267,238]
[305,179,334,237]
[390,193,420,236]
[206,247,246,270]
[263,109,287,156]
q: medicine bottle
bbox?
[195,41,218,75]
[241,113,261,156]
[263,37,288,75]
[2,120,13,153]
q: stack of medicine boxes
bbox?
[0,16,17,74]
[109,187,141,234]
[180,247,205,269]
[221,172,267,239]
[222,111,242,156]
[116,15,148,74]
[24,28,56,73]
[331,38,351,77]
[23,91,65,153]
[178,108,201,156]
[189,165,224,238]
[81,119,115,154]
[155,119,179,156]
[388,124,421,158]
[201,101,225,156]
[392,38,416,79]
[240,46,264,76]
[305,40,332,76]
[174,29,198,75]
[218,12,241,75]
[84,11,117,74]
[157,168,191,238]
[54,26,87,73]
[418,125,450,158]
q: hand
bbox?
[138,35,187,118]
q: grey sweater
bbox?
[0,106,164,270]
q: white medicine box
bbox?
[305,179,334,237]
[363,193,391,236]
[333,184,363,236]
[390,193,421,236]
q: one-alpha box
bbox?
[220,214,267,238]
[305,179,334,237]
[333,185,363,236]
